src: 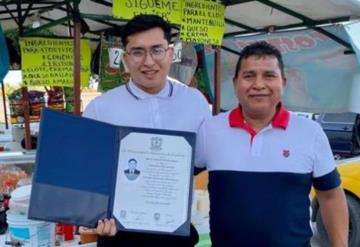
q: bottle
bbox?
[63,224,74,241]
[55,223,64,245]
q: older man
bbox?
[196,41,348,247]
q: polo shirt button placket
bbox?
[151,99,161,128]
[250,133,264,156]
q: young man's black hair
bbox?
[121,14,172,48]
[234,41,285,79]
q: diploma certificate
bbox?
[113,130,195,236]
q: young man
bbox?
[196,41,348,247]
[82,14,210,247]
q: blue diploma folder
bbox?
[29,108,195,236]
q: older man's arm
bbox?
[316,186,348,247]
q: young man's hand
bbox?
[79,218,117,236]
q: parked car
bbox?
[317,112,360,159]
[312,156,360,247]
[293,111,319,121]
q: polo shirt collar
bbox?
[229,103,290,130]
[126,78,173,100]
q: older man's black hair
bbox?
[233,41,285,79]
[121,14,172,48]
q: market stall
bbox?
[1,1,360,246]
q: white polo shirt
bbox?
[83,77,210,243]
[83,77,210,133]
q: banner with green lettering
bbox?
[20,37,91,87]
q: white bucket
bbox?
[11,125,25,143]
[9,185,32,215]
[7,213,55,247]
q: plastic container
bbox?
[7,213,55,247]
[9,185,32,215]
[80,232,98,244]
[56,223,74,242]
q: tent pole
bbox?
[1,82,8,129]
[21,87,32,150]
[73,0,81,116]
[16,1,31,149]
[213,47,221,115]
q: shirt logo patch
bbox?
[283,150,290,158]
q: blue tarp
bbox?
[0,24,9,82]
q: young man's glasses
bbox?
[126,46,170,63]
